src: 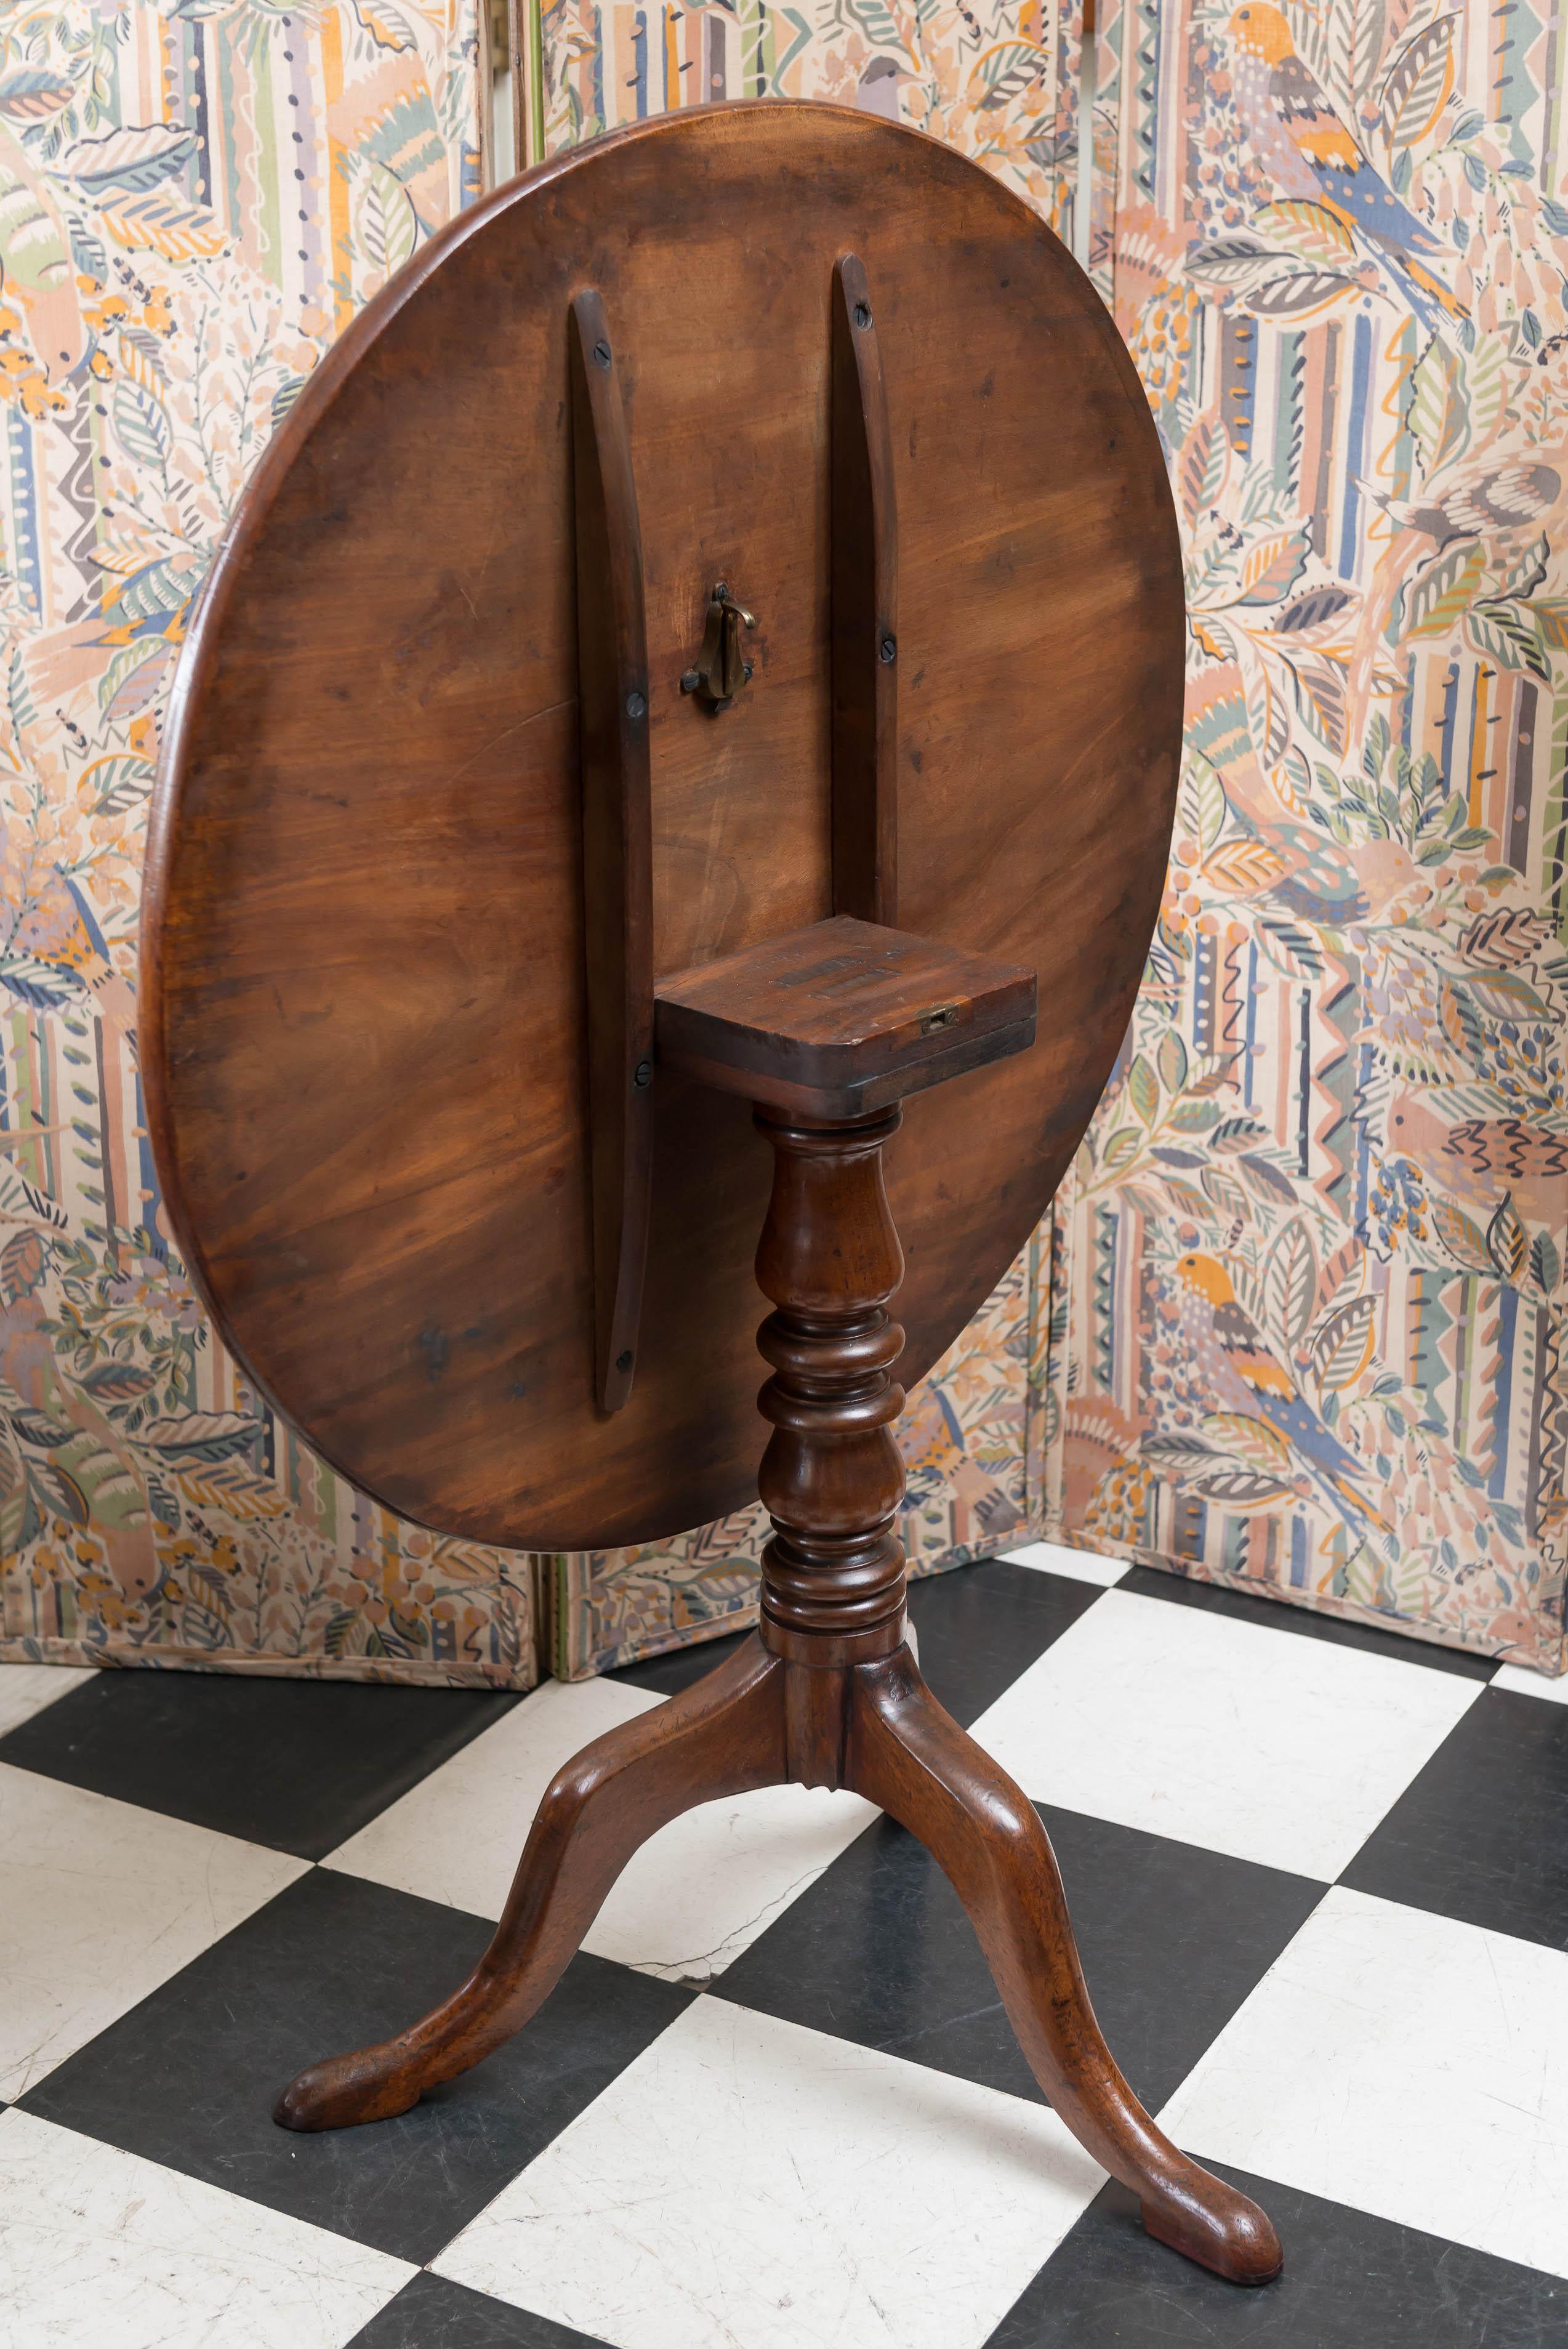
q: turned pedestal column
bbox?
[755,1102,909,1786]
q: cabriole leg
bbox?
[275,1635,785,2130]
[849,1646,1282,2286]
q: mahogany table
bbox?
[142,102,1281,2286]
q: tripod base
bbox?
[276,1633,1281,2288]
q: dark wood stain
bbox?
[142,102,1185,1556]
[570,284,654,1416]
[150,109,1278,2271]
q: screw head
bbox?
[714,580,728,598]
[625,690,646,720]
[616,1349,634,1375]
[878,634,897,664]
[632,1058,654,1089]
[592,338,611,368]
[742,662,754,682]
[680,669,701,693]
[853,300,872,329]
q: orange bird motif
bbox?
[1172,1251,1396,1555]
[1226,4,1465,335]
[1387,1087,1568,1229]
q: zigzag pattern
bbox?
[52,400,99,632]
[1132,0,1160,201]
[1311,977,1359,1215]
[1092,1204,1119,1397]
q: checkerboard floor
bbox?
[4,1547,1568,2347]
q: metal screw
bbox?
[743,662,754,681]
[616,1349,634,1374]
[680,669,701,693]
[633,1059,653,1089]
[714,579,728,598]
[592,338,611,368]
[853,300,872,329]
[625,690,646,719]
[879,634,897,663]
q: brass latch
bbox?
[681,582,757,712]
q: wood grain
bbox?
[830,252,898,925]
[654,915,1036,1117]
[571,288,654,1415]
[275,1634,786,2129]
[143,101,1184,1552]
[850,1645,1284,2284]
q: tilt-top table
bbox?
[142,101,1281,2287]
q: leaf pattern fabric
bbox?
[1043,0,1568,1672]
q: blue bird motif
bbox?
[1226,4,1465,335]
[1172,1251,1396,1558]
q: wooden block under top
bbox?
[653,914,1037,1118]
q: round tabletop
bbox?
[142,100,1184,1552]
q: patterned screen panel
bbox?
[0,0,1075,1691]
[0,0,540,1688]
[1043,0,1567,1672]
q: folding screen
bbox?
[6,0,1559,1689]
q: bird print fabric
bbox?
[1051,0,1568,1675]
[1373,465,1562,549]
[1173,1254,1396,1559]
[1226,4,1464,331]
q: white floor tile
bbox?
[0,2108,412,2348]
[966,1588,1481,1879]
[997,1541,1126,1587]
[0,1662,97,1738]
[435,1996,1105,2349]
[1493,1661,1568,1704]
[325,1674,878,1983]
[0,1765,306,2100]
[1160,1886,1568,2281]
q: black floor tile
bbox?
[20,1868,689,2263]
[1122,1566,1497,1682]
[349,2273,613,2348]
[0,1669,521,1858]
[986,2162,1567,2347]
[714,1799,1322,2114]
[613,1623,754,1693]
[905,1558,1104,1725]
[1341,1687,1568,1946]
